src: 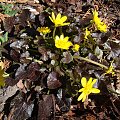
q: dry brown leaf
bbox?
[0,0,28,3]
[0,13,9,22]
[17,80,24,89]
[16,0,29,3]
[0,59,11,70]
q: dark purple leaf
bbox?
[10,49,20,62]
[5,77,17,86]
[107,41,120,59]
[28,62,40,71]
[3,16,16,33]
[47,72,62,89]
[38,13,46,26]
[10,101,34,120]
[37,95,55,120]
[61,51,73,64]
[17,9,30,27]
[38,46,49,61]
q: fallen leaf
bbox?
[17,80,24,89]
[37,95,55,120]
[3,16,16,33]
[0,67,6,87]
[0,59,11,70]
[16,0,29,3]
[0,85,18,111]
[47,72,62,89]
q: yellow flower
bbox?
[72,44,80,52]
[49,12,70,27]
[37,27,51,35]
[92,10,107,32]
[106,61,115,75]
[78,77,100,102]
[55,34,73,50]
[84,28,91,39]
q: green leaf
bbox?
[0,36,4,42]
[7,10,17,16]
[4,32,8,42]
[0,32,8,43]
[1,4,17,16]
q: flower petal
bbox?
[60,34,64,40]
[61,16,67,23]
[56,13,61,20]
[68,41,73,46]
[52,12,55,20]
[77,92,84,101]
[81,77,87,87]
[37,27,40,32]
[78,88,84,92]
[55,36,59,40]
[91,88,100,93]
[82,94,87,102]
[62,23,70,26]
[87,77,93,86]
[49,16,53,22]
[64,37,69,42]
[91,79,97,86]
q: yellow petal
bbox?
[60,34,64,40]
[49,16,53,22]
[55,36,59,40]
[56,13,61,20]
[62,23,70,26]
[84,28,90,39]
[52,12,55,20]
[37,27,40,32]
[77,92,84,101]
[67,41,73,47]
[61,16,67,23]
[78,88,84,92]
[81,77,87,87]
[91,79,97,86]
[91,88,100,93]
[64,37,69,42]
[93,10,98,18]
[82,94,87,102]
[63,42,72,49]
[87,77,93,85]
[73,44,80,52]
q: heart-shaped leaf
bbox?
[61,51,73,64]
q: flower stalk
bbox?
[74,56,108,69]
[53,27,56,38]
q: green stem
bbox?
[73,56,108,69]
[53,27,56,38]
